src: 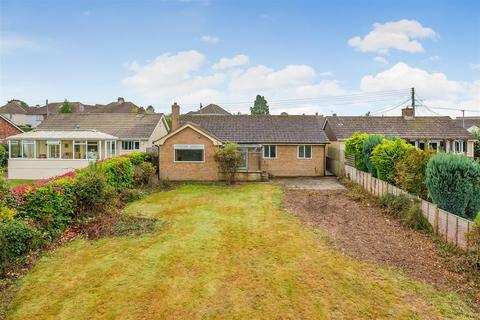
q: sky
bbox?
[0,0,479,116]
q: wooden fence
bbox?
[344,165,474,249]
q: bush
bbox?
[345,132,369,171]
[379,193,432,232]
[134,162,156,186]
[395,148,432,199]
[425,152,480,220]
[19,178,77,239]
[466,223,480,270]
[119,189,144,203]
[101,157,134,190]
[214,142,243,184]
[128,151,152,165]
[362,134,384,177]
[370,138,414,184]
[0,144,7,168]
[0,174,15,208]
[0,219,43,275]
[74,164,114,213]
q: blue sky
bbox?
[0,0,479,116]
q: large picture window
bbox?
[22,141,35,158]
[47,140,61,159]
[122,140,140,151]
[174,144,204,162]
[263,145,277,159]
[10,140,21,158]
[297,145,312,159]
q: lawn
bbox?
[7,184,475,319]
[7,179,36,187]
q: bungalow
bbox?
[155,103,329,181]
[323,107,476,176]
[186,104,231,115]
[454,117,480,133]
[7,113,169,179]
[0,114,24,144]
[0,100,36,128]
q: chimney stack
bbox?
[171,102,180,131]
[117,97,125,104]
[401,107,414,120]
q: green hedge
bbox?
[362,134,384,177]
[370,138,414,184]
[345,132,369,171]
[425,152,480,220]
[101,157,134,190]
[395,148,432,199]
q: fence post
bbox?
[434,207,440,235]
[445,212,449,241]
[455,216,459,246]
[426,201,430,221]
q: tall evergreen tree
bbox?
[250,95,270,115]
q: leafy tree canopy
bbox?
[59,100,73,113]
[7,99,29,109]
[250,95,269,115]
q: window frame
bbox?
[262,145,277,159]
[453,140,464,153]
[173,144,205,163]
[297,145,312,159]
[121,140,141,151]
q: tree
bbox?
[345,132,369,171]
[395,148,432,199]
[213,142,242,184]
[280,112,288,116]
[362,134,384,177]
[250,95,269,115]
[59,100,72,113]
[8,99,29,109]
[145,105,155,114]
[473,129,480,160]
[370,138,414,184]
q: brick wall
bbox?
[0,117,22,143]
[261,145,325,177]
[159,127,220,181]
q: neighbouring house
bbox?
[93,97,145,114]
[454,117,480,133]
[186,104,231,115]
[0,114,24,144]
[323,107,476,176]
[27,101,95,128]
[7,113,169,179]
[154,103,329,181]
[0,100,36,127]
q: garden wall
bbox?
[345,164,474,249]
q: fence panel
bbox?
[344,164,473,249]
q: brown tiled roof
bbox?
[0,101,30,114]
[186,104,231,115]
[454,117,480,130]
[181,115,329,144]
[37,113,164,139]
[27,102,95,115]
[325,116,474,140]
[91,101,145,113]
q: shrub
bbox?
[134,162,156,186]
[119,188,144,203]
[362,134,384,177]
[345,132,369,171]
[425,152,480,220]
[0,219,43,275]
[370,138,414,184]
[19,178,77,239]
[127,151,152,165]
[466,223,480,270]
[0,174,15,207]
[379,193,411,218]
[0,206,16,220]
[395,148,432,199]
[101,157,134,190]
[379,193,432,232]
[214,142,243,184]
[74,164,114,213]
[0,144,7,168]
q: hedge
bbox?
[362,134,384,177]
[345,132,369,171]
[370,138,414,184]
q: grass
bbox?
[7,179,36,187]
[7,184,476,319]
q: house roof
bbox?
[186,104,231,115]
[27,102,95,115]
[0,101,30,114]
[92,101,145,113]
[7,130,117,140]
[37,113,165,139]
[0,114,24,133]
[325,116,474,140]
[180,115,329,144]
[454,117,480,130]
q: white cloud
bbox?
[470,63,480,70]
[212,54,249,70]
[0,33,42,55]
[319,71,334,77]
[373,56,388,64]
[123,50,226,104]
[348,19,437,54]
[200,35,219,44]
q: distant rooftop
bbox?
[186,104,230,115]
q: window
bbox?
[263,145,276,159]
[428,141,439,151]
[122,140,140,151]
[106,140,116,158]
[174,144,204,162]
[74,140,87,159]
[298,145,312,159]
[35,115,43,121]
[22,141,35,158]
[47,140,61,159]
[453,140,464,153]
[10,140,21,158]
[239,147,248,169]
[87,141,99,160]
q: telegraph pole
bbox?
[411,87,415,116]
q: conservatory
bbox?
[7,130,118,179]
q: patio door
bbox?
[47,141,61,159]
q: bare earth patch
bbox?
[282,187,480,311]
